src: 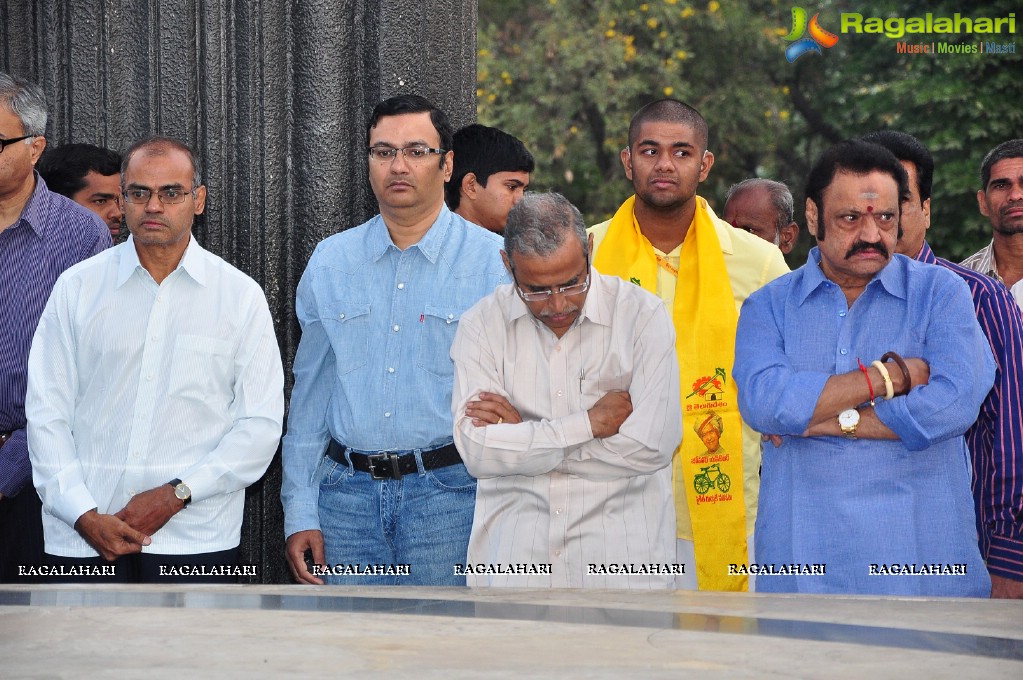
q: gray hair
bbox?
[724,178,794,232]
[504,192,588,260]
[121,136,203,189]
[0,72,48,137]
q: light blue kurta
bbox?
[734,249,994,596]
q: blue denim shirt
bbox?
[734,249,995,596]
[281,207,508,536]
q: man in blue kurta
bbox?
[734,140,994,597]
[281,95,508,585]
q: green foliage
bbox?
[478,0,1022,262]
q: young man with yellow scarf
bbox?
[589,99,789,591]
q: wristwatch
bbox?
[168,478,192,507]
[837,408,860,438]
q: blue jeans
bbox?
[317,447,476,585]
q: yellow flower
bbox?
[663,86,674,96]
[476,88,484,97]
[782,86,790,95]
[779,110,790,121]
[647,18,658,29]
[606,29,616,38]
[681,7,695,18]
[665,0,678,4]
[708,0,720,12]
[570,125,579,134]
[764,110,773,118]
[659,30,668,39]
[675,50,688,59]
[478,49,491,57]
[640,3,649,10]
[488,94,497,102]
[608,19,616,27]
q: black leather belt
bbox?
[325,439,462,480]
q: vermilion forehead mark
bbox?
[867,205,874,213]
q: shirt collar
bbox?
[976,241,1002,281]
[115,234,206,287]
[366,205,453,263]
[17,172,52,238]
[796,247,907,305]
[915,241,938,265]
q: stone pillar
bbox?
[1,0,478,583]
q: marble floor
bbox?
[1,585,1021,679]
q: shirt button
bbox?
[556,390,564,397]
[555,345,562,352]
[384,412,392,418]
[339,313,345,320]
[151,335,159,341]
[554,550,561,557]
[146,374,154,381]
[839,311,847,317]
[397,283,405,290]
[446,314,454,324]
[393,324,400,332]
[555,508,563,515]
[388,367,395,374]
[840,349,848,356]
[128,489,137,496]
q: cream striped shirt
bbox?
[451,271,681,588]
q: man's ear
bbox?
[501,249,513,276]
[461,172,480,200]
[778,221,799,254]
[620,147,633,182]
[805,198,819,239]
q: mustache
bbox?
[539,304,579,318]
[845,241,889,259]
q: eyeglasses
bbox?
[0,135,34,153]
[513,257,591,302]
[122,186,197,205]
[367,145,446,163]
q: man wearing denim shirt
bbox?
[282,95,508,585]
[734,140,993,597]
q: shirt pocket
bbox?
[169,335,234,402]
[322,302,371,376]
[416,304,462,379]
[579,376,631,411]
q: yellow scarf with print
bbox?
[593,195,748,591]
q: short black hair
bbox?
[121,136,202,188]
[979,139,1023,190]
[36,143,121,198]
[367,94,453,168]
[445,124,535,210]
[627,98,708,150]
[861,130,933,202]
[804,140,909,240]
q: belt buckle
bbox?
[367,453,402,480]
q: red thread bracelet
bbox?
[859,357,875,404]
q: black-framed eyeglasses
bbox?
[513,256,591,302]
[122,186,197,205]
[367,145,446,163]
[0,135,34,154]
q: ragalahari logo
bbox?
[784,7,839,62]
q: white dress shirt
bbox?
[451,270,681,588]
[27,236,284,557]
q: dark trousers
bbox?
[42,547,241,584]
[0,486,46,583]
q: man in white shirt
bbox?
[26,136,284,582]
[962,139,1023,309]
[451,192,682,589]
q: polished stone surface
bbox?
[2,585,1021,678]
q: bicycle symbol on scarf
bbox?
[693,463,731,495]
